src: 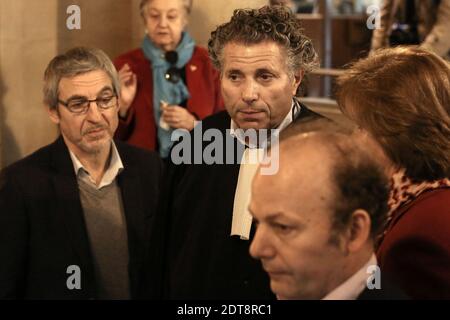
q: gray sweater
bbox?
[78,178,130,300]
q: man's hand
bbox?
[162,104,196,131]
[118,64,137,118]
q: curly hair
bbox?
[336,47,450,182]
[208,5,318,78]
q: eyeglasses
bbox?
[58,95,118,114]
[164,51,182,84]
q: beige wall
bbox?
[56,0,143,59]
[189,0,267,47]
[0,0,267,168]
[0,0,59,168]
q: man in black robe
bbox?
[159,5,326,299]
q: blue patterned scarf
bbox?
[141,32,195,157]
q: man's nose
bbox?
[85,102,103,122]
[241,80,259,105]
[249,224,275,259]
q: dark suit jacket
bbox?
[357,277,409,300]
[0,137,163,299]
[159,105,325,299]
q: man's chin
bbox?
[235,120,268,131]
[80,137,111,154]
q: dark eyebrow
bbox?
[97,86,114,96]
[256,68,277,76]
[65,95,88,102]
[65,86,114,102]
[226,69,243,75]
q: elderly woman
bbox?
[114,0,223,157]
[337,47,450,299]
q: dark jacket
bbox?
[161,105,324,299]
[0,137,163,299]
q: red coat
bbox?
[114,47,223,151]
[377,187,450,299]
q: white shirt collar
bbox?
[322,254,378,300]
[68,141,124,189]
[229,99,301,147]
[229,99,301,240]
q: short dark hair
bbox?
[208,5,318,83]
[330,138,390,242]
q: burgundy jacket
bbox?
[377,187,450,299]
[114,46,223,151]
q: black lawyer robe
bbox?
[157,104,324,299]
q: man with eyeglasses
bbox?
[0,47,163,299]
